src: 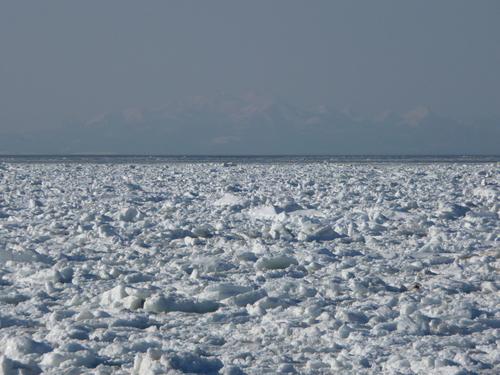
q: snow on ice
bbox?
[0,161,499,373]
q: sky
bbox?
[1,1,499,133]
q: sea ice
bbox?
[0,161,498,373]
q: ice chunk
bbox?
[466,211,498,219]
[29,199,43,208]
[248,205,280,220]
[125,287,153,299]
[258,296,289,309]
[0,247,47,263]
[337,324,354,338]
[185,236,202,246]
[118,207,145,222]
[163,228,195,239]
[0,356,13,374]
[100,284,128,306]
[299,225,342,242]
[134,348,223,375]
[80,212,96,222]
[202,283,253,301]
[397,314,430,336]
[2,336,52,360]
[481,281,499,293]
[122,295,144,310]
[28,268,63,284]
[435,203,470,219]
[227,289,268,307]
[165,351,224,373]
[473,187,498,199]
[143,294,219,313]
[98,224,119,237]
[288,209,326,218]
[213,194,249,207]
[192,257,235,273]
[192,226,212,238]
[235,251,258,262]
[255,256,298,270]
[124,182,142,191]
[307,360,331,369]
[123,272,153,284]
[75,311,95,321]
[40,349,97,368]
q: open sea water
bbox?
[1,155,499,164]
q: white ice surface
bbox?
[0,162,499,374]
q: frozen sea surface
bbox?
[0,158,500,374]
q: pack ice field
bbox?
[1,161,500,374]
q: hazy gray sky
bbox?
[1,1,499,132]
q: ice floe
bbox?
[0,161,499,373]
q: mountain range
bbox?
[1,93,498,155]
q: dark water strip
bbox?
[0,155,499,164]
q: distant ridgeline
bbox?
[2,93,499,155]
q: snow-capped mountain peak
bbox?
[401,106,431,125]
